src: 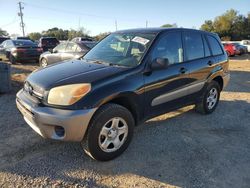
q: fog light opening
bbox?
[55,126,65,137]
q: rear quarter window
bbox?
[207,35,223,56]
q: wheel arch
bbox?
[212,76,223,91]
[94,92,141,125]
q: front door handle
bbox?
[179,67,187,74]
[207,61,213,66]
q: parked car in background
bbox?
[0,36,10,44]
[223,43,236,56]
[232,43,247,54]
[17,28,230,161]
[240,40,250,52]
[38,37,59,52]
[14,36,32,41]
[0,39,43,63]
[39,41,96,67]
[71,37,94,42]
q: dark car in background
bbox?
[231,43,247,55]
[0,36,10,44]
[39,41,97,67]
[0,39,43,63]
[15,36,32,41]
[38,37,59,52]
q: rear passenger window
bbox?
[207,35,223,56]
[203,37,211,57]
[151,32,183,65]
[184,32,204,61]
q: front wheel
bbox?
[40,58,48,67]
[81,103,135,161]
[195,81,221,114]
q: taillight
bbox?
[11,48,26,53]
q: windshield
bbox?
[84,33,156,67]
[13,40,37,47]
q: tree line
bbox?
[0,27,109,41]
[200,9,250,41]
[28,27,110,41]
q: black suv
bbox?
[38,37,59,52]
[16,28,230,161]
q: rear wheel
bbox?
[195,81,221,114]
[81,103,134,161]
[40,58,48,67]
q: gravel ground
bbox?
[0,55,250,188]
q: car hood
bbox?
[26,59,128,90]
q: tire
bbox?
[81,103,135,161]
[40,58,48,67]
[9,55,16,64]
[195,80,221,114]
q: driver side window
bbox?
[151,32,183,65]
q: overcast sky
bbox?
[0,0,249,36]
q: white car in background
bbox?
[240,40,250,52]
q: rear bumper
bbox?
[222,73,230,89]
[14,55,40,61]
[16,89,97,141]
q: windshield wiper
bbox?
[84,58,127,68]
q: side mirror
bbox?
[151,58,169,70]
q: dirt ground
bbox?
[0,55,250,188]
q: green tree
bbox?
[0,28,8,36]
[94,32,110,41]
[68,27,90,40]
[28,32,42,41]
[200,9,250,40]
[42,27,90,40]
[201,20,214,32]
[161,23,177,28]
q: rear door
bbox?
[206,34,225,65]
[182,31,215,98]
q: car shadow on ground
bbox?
[1,99,250,187]
[224,70,250,93]
[229,53,250,61]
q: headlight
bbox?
[48,83,91,106]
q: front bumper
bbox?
[222,73,230,89]
[16,89,97,141]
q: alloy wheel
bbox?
[98,117,128,153]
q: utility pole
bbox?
[18,2,25,36]
[115,20,117,31]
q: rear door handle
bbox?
[207,61,213,66]
[179,67,187,74]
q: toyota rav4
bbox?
[16,28,230,161]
